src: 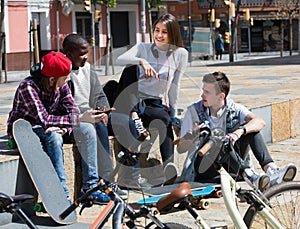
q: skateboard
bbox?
[136,182,222,209]
[12,119,77,225]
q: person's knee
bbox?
[47,131,63,147]
[74,122,97,142]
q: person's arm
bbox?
[22,82,79,129]
[168,48,188,117]
[57,83,81,131]
[89,65,110,110]
[229,104,265,143]
[116,43,158,79]
[175,108,194,153]
[116,43,145,66]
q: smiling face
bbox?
[153,22,170,51]
[67,43,89,69]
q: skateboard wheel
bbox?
[199,199,210,210]
[34,202,46,213]
[214,189,223,198]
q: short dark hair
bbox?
[203,71,230,98]
[62,33,88,54]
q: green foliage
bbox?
[148,0,166,10]
[94,0,116,8]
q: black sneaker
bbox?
[81,189,110,204]
[134,118,150,140]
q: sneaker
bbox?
[243,169,270,192]
[134,118,150,140]
[267,163,297,186]
[164,162,178,185]
[116,188,128,200]
[81,189,110,204]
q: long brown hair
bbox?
[153,13,184,48]
[40,77,59,92]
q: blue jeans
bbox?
[73,122,113,189]
[73,112,141,189]
[32,127,69,197]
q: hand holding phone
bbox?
[95,107,116,115]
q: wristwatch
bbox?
[239,126,247,135]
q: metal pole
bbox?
[91,10,96,66]
[299,0,300,55]
[228,5,232,62]
[188,0,192,63]
[56,0,60,51]
[141,0,146,42]
[248,24,251,56]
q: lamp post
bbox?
[187,0,192,63]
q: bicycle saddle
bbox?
[156,182,192,213]
[0,193,34,212]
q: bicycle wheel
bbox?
[244,181,300,228]
[146,222,192,229]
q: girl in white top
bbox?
[116,13,188,173]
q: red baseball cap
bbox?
[40,51,72,77]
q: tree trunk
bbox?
[0,0,5,83]
[289,17,292,56]
[280,20,284,57]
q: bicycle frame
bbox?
[191,166,285,229]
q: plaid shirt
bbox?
[7,76,80,139]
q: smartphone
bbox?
[95,107,116,115]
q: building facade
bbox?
[2,0,299,71]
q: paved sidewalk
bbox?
[0,53,300,228]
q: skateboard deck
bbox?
[137,181,219,196]
[136,185,215,205]
[12,119,77,224]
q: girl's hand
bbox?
[140,59,158,80]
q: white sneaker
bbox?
[133,118,150,140]
[164,162,178,185]
[267,163,297,186]
[243,169,270,192]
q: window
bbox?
[76,12,92,44]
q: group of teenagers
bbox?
[7,13,297,204]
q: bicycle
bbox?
[0,192,38,229]
[151,128,300,229]
[59,179,191,228]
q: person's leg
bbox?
[73,123,99,189]
[109,112,148,189]
[142,106,174,167]
[32,127,69,197]
[94,121,114,180]
[73,122,110,203]
[239,132,273,169]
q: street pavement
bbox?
[0,52,300,228]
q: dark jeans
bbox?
[113,65,174,166]
[216,50,223,60]
[195,132,273,181]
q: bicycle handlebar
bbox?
[59,179,110,220]
[198,139,213,156]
